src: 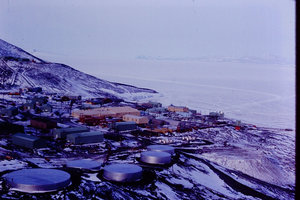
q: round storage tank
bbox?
[3,168,71,193]
[147,145,175,155]
[140,151,171,165]
[103,163,142,182]
[66,159,102,171]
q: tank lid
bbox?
[140,151,171,165]
[66,159,102,170]
[147,145,175,154]
[3,168,71,193]
[103,163,142,182]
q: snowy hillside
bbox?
[0,39,43,63]
[0,39,156,99]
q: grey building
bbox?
[110,121,137,132]
[146,107,166,114]
[209,111,224,118]
[40,104,53,112]
[12,133,47,149]
[28,87,43,93]
[149,101,162,108]
[23,102,35,110]
[0,107,18,117]
[67,131,104,145]
[53,126,90,139]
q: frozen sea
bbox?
[90,59,295,130]
[33,52,295,130]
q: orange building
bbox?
[167,105,189,112]
[123,114,149,124]
[72,106,140,119]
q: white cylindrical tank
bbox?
[103,163,142,182]
[66,159,102,171]
[140,151,171,165]
[147,145,175,155]
[3,168,71,193]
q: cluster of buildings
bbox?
[0,86,235,151]
[0,86,258,198]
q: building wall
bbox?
[167,106,189,112]
[12,133,46,149]
[123,114,149,124]
[72,106,140,119]
[112,122,137,132]
[53,126,90,139]
[30,119,57,129]
[67,131,104,144]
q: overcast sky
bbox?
[0,0,295,62]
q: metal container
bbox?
[3,169,71,193]
[66,159,102,170]
[147,145,175,155]
[103,163,142,182]
[140,151,171,165]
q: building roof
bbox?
[72,106,140,117]
[55,126,89,134]
[67,131,103,138]
[115,121,137,126]
[13,133,40,142]
[123,114,147,119]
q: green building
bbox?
[53,126,90,139]
[67,131,104,145]
[110,121,137,132]
[12,133,47,149]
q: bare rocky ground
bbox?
[0,122,295,200]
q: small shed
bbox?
[81,103,101,109]
[111,121,137,132]
[53,126,90,139]
[67,131,104,145]
[24,102,35,110]
[234,120,242,126]
[149,118,168,127]
[31,96,47,105]
[209,111,224,118]
[12,133,47,149]
[146,107,166,114]
[176,112,192,118]
[149,101,162,108]
[28,87,42,93]
[0,107,18,117]
[189,109,197,114]
[41,104,53,112]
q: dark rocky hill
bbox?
[0,39,156,99]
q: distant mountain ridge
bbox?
[0,39,156,98]
[136,55,293,65]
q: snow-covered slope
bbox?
[0,39,156,98]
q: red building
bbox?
[30,118,57,130]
